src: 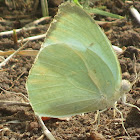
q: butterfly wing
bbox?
[26,2,122,117]
[43,2,121,87]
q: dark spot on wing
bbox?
[88,43,94,47]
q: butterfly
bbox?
[26,2,139,137]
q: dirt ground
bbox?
[0,0,140,140]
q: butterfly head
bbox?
[120,80,131,94]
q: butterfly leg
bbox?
[122,94,140,111]
[92,109,108,129]
[123,102,140,111]
[114,101,131,138]
[92,110,100,124]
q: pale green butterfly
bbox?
[26,2,132,119]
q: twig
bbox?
[0,19,33,26]
[25,17,51,27]
[0,101,30,107]
[3,14,31,19]
[125,1,133,4]
[0,87,29,102]
[130,6,140,24]
[37,115,56,140]
[0,50,38,56]
[96,19,121,28]
[18,34,46,43]
[0,25,45,37]
[0,26,36,37]
[0,41,29,69]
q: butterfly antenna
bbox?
[114,102,131,138]
[131,54,139,86]
[122,53,140,112]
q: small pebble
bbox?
[122,72,130,79]
[136,128,140,134]
[89,132,106,140]
[29,122,39,130]
[136,98,140,106]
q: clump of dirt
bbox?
[0,0,140,140]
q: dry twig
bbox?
[0,50,38,56]
[130,6,140,24]
[37,115,56,140]
[18,34,46,43]
[0,101,30,107]
[0,41,29,69]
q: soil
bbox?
[0,0,140,140]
